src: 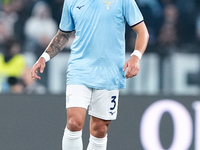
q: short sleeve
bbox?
[123,0,144,27]
[59,0,75,32]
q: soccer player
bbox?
[31,0,149,149]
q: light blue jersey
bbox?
[59,0,143,90]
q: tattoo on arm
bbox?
[45,30,72,59]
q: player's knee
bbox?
[91,122,110,138]
[96,126,107,137]
[67,118,84,131]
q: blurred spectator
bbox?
[196,11,200,42]
[158,23,178,48]
[195,9,200,53]
[159,0,176,5]
[0,0,30,49]
[157,4,179,52]
[0,37,25,92]
[0,21,11,49]
[0,0,18,39]
[7,77,24,94]
[163,3,178,24]
[137,0,163,48]
[23,1,58,88]
[22,67,46,94]
[49,0,64,25]
[176,0,196,44]
[13,0,31,45]
[24,1,57,57]
[156,4,179,92]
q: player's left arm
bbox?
[123,21,149,78]
[31,30,72,80]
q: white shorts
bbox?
[66,84,119,120]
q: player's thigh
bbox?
[66,84,92,109]
[66,84,92,131]
[88,89,119,120]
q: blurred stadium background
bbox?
[0,0,200,150]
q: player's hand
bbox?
[123,55,140,78]
[30,57,46,80]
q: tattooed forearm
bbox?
[45,30,72,59]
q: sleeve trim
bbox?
[59,28,75,33]
[130,20,144,27]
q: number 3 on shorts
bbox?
[110,96,116,110]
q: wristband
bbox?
[40,52,50,62]
[130,50,142,59]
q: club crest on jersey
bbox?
[103,1,115,10]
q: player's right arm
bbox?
[31,29,72,80]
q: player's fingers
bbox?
[123,62,128,72]
[31,70,40,80]
[125,72,131,78]
[126,64,140,78]
[129,66,139,78]
[125,66,132,78]
[31,64,41,80]
[125,72,129,78]
[33,71,41,80]
[40,63,45,73]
